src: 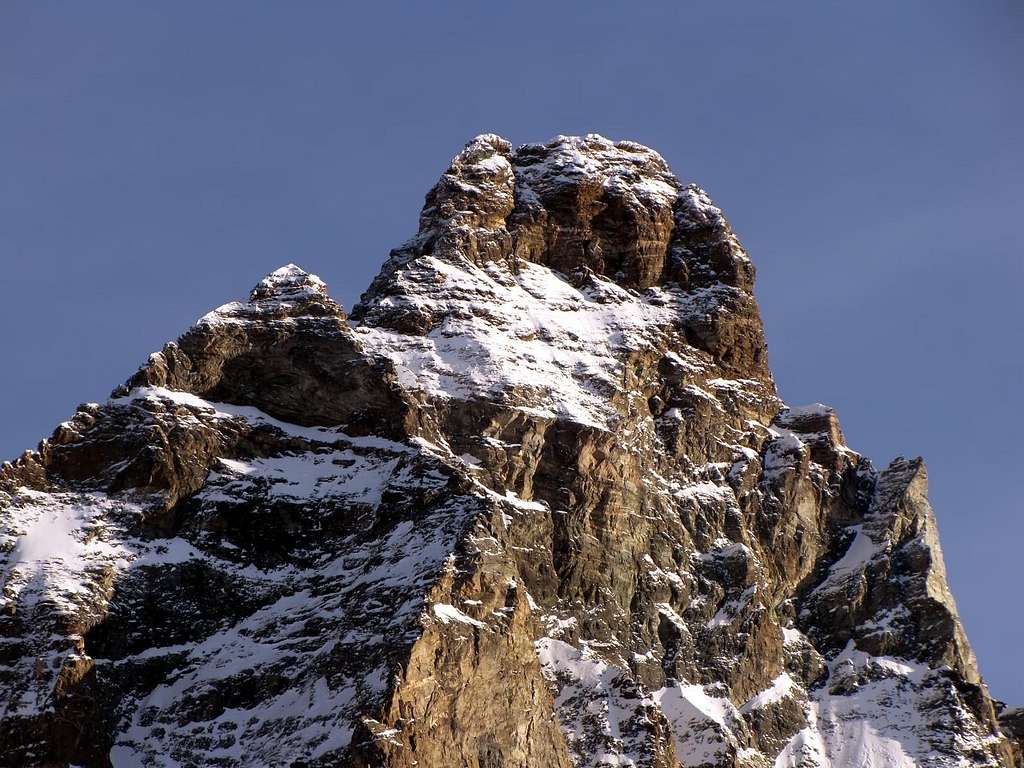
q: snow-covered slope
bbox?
[1,135,1018,767]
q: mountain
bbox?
[1,133,1019,768]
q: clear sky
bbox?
[2,2,1021,702]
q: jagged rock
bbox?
[123,264,412,437]
[1,134,1016,767]
[1000,707,1024,766]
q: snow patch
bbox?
[432,603,485,627]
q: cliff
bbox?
[1,134,1017,767]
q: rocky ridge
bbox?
[1,133,1018,767]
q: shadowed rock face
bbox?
[121,266,413,437]
[1,134,1017,768]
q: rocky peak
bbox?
[405,132,753,293]
[355,134,773,410]
[418,132,516,242]
[204,262,342,323]
[250,261,327,297]
[120,263,406,434]
[1,135,1017,768]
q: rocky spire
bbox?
[356,133,772,394]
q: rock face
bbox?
[1,134,1017,767]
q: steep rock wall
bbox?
[1,134,1016,768]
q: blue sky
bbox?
[2,2,1021,701]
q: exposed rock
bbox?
[1,134,1015,767]
[123,264,412,437]
[999,707,1024,766]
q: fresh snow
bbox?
[356,257,717,430]
[740,673,796,713]
[432,602,485,627]
[652,681,744,768]
[773,644,982,768]
[2,385,490,763]
[536,637,657,767]
[819,527,877,588]
[211,451,401,507]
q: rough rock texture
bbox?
[999,708,1024,766]
[1,134,1018,767]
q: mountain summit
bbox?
[2,134,1019,767]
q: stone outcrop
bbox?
[1,134,1017,767]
